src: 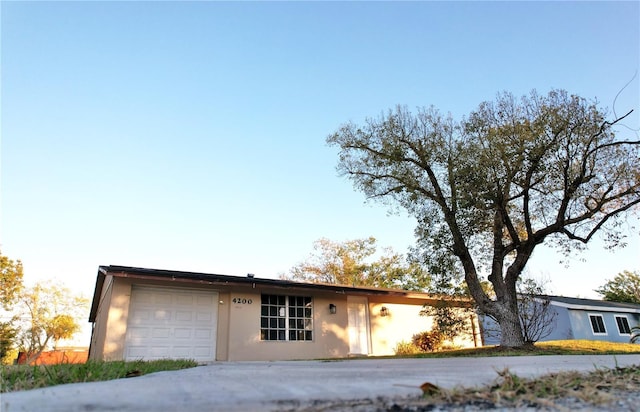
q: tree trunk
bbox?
[498,310,526,347]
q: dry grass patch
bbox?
[409,363,640,410]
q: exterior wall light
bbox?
[329,304,337,314]
[380,306,389,317]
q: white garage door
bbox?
[125,286,218,362]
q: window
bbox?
[615,316,631,335]
[589,314,606,335]
[260,294,313,341]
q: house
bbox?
[88,265,481,362]
[480,295,640,345]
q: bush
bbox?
[393,341,423,355]
[412,330,445,352]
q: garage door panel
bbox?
[174,328,192,339]
[175,311,193,322]
[151,328,171,338]
[125,287,217,362]
[173,346,192,357]
[193,346,213,357]
[127,327,150,340]
[194,328,213,339]
[196,312,212,322]
[130,309,151,322]
[175,295,193,305]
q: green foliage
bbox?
[393,340,423,356]
[595,270,640,304]
[0,251,24,310]
[283,237,431,291]
[18,282,89,362]
[328,89,640,347]
[412,330,445,352]
[0,321,19,364]
[1,359,198,393]
[420,303,474,342]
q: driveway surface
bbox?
[2,355,639,411]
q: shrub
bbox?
[412,330,445,352]
[394,341,423,355]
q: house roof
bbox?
[541,295,640,314]
[89,265,457,322]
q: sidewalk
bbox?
[2,355,640,411]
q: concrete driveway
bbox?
[2,354,640,411]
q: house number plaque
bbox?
[232,297,253,304]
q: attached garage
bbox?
[124,286,218,362]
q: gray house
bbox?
[481,295,640,345]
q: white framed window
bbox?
[588,314,607,335]
[260,294,313,341]
[615,315,631,335]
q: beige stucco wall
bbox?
[102,279,133,360]
[369,301,434,355]
[88,275,114,361]
[90,277,480,362]
[225,288,350,361]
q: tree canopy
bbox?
[282,237,431,291]
[0,250,24,310]
[18,282,88,363]
[595,270,640,304]
[328,89,639,347]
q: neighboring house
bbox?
[88,265,482,362]
[480,295,640,345]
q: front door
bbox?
[347,296,370,355]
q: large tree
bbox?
[328,89,640,347]
[595,270,640,304]
[283,237,431,291]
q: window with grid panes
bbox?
[589,314,606,334]
[260,295,313,341]
[615,316,631,335]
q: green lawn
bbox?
[383,339,640,359]
[1,359,198,393]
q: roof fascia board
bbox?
[549,300,640,314]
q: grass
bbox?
[1,359,198,393]
[397,339,640,358]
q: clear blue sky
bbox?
[2,1,639,305]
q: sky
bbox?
[1,0,639,328]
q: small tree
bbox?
[516,278,558,344]
[18,282,88,363]
[283,237,431,291]
[595,270,640,304]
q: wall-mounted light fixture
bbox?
[329,304,337,314]
[380,306,389,317]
